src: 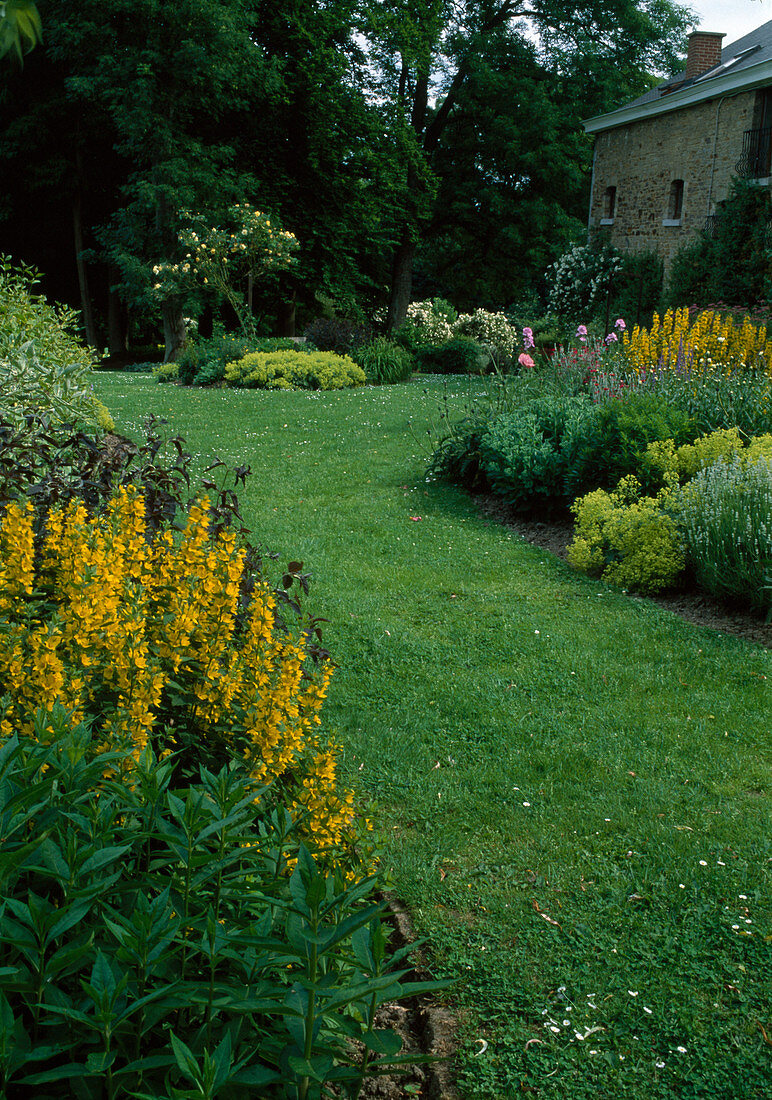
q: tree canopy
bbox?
[0,0,692,349]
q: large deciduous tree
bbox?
[360,0,691,331]
[0,0,691,351]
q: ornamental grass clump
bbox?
[355,337,413,384]
[0,485,360,864]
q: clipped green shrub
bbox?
[355,337,413,384]
[225,349,365,390]
[179,333,308,387]
[677,454,772,614]
[478,395,602,513]
[571,392,694,493]
[417,336,492,375]
[153,361,180,383]
[177,332,256,386]
[0,255,108,429]
[568,475,686,593]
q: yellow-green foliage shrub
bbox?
[0,256,110,429]
[225,349,366,390]
[568,475,685,593]
[153,361,180,383]
[0,487,361,863]
[623,307,772,375]
[643,428,772,486]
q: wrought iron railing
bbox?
[737,126,772,178]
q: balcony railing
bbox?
[737,126,772,178]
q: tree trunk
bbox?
[385,234,416,335]
[107,266,128,355]
[277,292,296,337]
[162,300,187,361]
[72,183,98,348]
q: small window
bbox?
[602,186,617,221]
[668,179,684,221]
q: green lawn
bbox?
[96,373,771,1099]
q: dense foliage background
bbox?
[0,0,690,354]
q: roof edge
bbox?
[583,57,772,134]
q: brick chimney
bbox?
[685,31,725,79]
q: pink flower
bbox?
[605,332,618,344]
[518,353,535,369]
[615,318,626,330]
[576,324,588,337]
[522,327,535,349]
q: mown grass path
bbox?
[97,374,771,1099]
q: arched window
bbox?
[668,179,684,221]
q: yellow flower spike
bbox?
[1,484,362,871]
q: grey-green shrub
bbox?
[355,337,413,384]
[225,349,366,390]
[0,256,109,429]
[677,454,772,614]
[478,396,602,513]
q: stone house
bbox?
[583,21,772,274]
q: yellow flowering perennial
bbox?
[623,308,772,377]
[0,487,359,858]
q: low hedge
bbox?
[225,349,366,390]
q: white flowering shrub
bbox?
[454,309,518,362]
[405,300,455,345]
[677,454,772,613]
[547,244,623,321]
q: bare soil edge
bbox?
[476,494,771,650]
[356,892,461,1100]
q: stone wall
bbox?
[588,90,760,274]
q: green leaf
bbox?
[47,899,92,943]
[85,1050,116,1073]
[230,1063,283,1086]
[210,1031,233,1091]
[89,951,116,997]
[287,1053,334,1082]
[362,1028,403,1056]
[79,845,131,877]
[170,1031,200,1084]
[21,1063,91,1085]
[112,1053,178,1077]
